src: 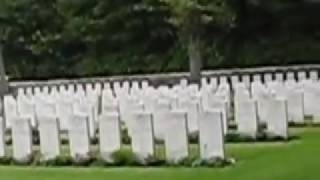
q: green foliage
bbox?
[0,156,12,165]
[0,0,320,79]
[163,0,235,39]
[225,131,288,143]
[39,156,73,167]
[110,150,141,166]
[166,156,232,167]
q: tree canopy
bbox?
[0,0,319,80]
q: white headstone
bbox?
[34,87,41,95]
[99,113,121,162]
[210,77,218,89]
[164,111,189,162]
[242,75,251,88]
[286,91,304,124]
[131,112,155,160]
[153,100,171,139]
[102,101,119,114]
[0,118,5,157]
[275,73,284,82]
[50,86,59,97]
[123,98,144,133]
[26,87,33,97]
[59,85,67,95]
[94,82,102,94]
[266,99,288,139]
[201,77,209,88]
[253,74,262,82]
[206,97,228,134]
[38,116,60,160]
[12,117,33,161]
[199,110,225,160]
[67,84,75,94]
[17,96,36,127]
[235,99,258,137]
[104,82,111,89]
[286,72,295,81]
[231,75,240,88]
[311,89,320,122]
[309,71,318,82]
[219,76,228,85]
[35,98,56,119]
[179,100,199,133]
[113,82,121,92]
[85,83,94,95]
[303,83,318,117]
[69,114,90,158]
[180,79,188,89]
[57,99,74,131]
[264,73,273,83]
[73,101,96,138]
[42,86,49,95]
[142,81,149,90]
[17,88,25,96]
[131,81,140,90]
[4,95,18,128]
[122,81,130,93]
[297,71,307,82]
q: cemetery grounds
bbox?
[0,127,319,180]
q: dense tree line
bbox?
[0,0,320,80]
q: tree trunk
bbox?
[188,35,202,83]
[0,44,8,96]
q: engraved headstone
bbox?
[99,113,121,162]
[164,111,189,162]
[131,112,155,160]
[199,110,225,160]
[38,116,61,160]
[68,114,90,158]
[12,117,33,161]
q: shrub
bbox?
[0,156,12,165]
[39,156,73,167]
[144,155,166,167]
[111,150,140,166]
[166,157,198,167]
[288,122,307,127]
[192,157,235,168]
[225,132,256,143]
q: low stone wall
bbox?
[8,64,320,89]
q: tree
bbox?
[163,0,235,81]
[0,0,13,95]
[63,0,175,75]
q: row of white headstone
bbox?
[234,82,289,139]
[4,72,304,140]
[204,70,318,89]
[4,70,318,163]
[0,109,225,163]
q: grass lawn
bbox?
[0,127,319,180]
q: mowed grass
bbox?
[0,127,319,180]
